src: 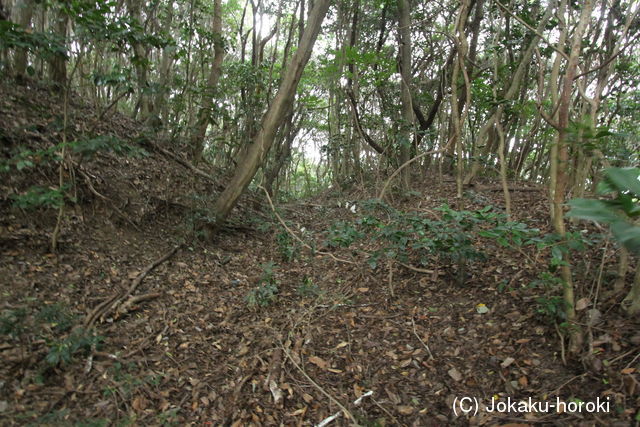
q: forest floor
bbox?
[1,81,639,426]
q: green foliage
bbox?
[45,327,102,366]
[0,308,28,338]
[102,362,156,399]
[297,276,322,298]
[11,186,66,210]
[2,137,147,172]
[0,20,67,61]
[535,295,567,320]
[156,408,180,426]
[568,167,640,253]
[37,303,76,332]
[1,301,102,368]
[245,262,279,307]
[276,229,300,262]
[323,221,363,248]
[322,201,538,281]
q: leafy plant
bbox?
[297,276,322,298]
[245,262,279,307]
[0,308,28,338]
[45,328,103,366]
[37,303,76,332]
[535,295,567,320]
[276,229,299,261]
[323,221,363,248]
[568,167,640,253]
[11,186,67,210]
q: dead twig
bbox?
[411,310,434,360]
[84,246,180,327]
[259,185,355,265]
[280,342,357,425]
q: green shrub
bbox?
[246,262,279,307]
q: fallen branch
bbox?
[264,347,284,406]
[281,343,357,425]
[411,310,434,360]
[316,390,374,427]
[84,246,180,327]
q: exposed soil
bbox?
[1,81,638,426]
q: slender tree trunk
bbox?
[211,0,330,229]
[11,0,34,78]
[397,0,413,190]
[126,0,152,119]
[191,0,225,163]
[551,0,593,354]
[463,2,553,185]
[49,3,68,88]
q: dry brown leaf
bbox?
[308,355,328,370]
[501,357,515,368]
[575,298,589,311]
[288,407,307,416]
[518,376,528,387]
[448,368,463,382]
[396,405,414,415]
[132,396,147,412]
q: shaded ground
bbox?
[1,81,639,426]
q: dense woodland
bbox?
[1,0,640,425]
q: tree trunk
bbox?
[11,0,34,78]
[191,0,225,164]
[397,0,413,190]
[551,0,593,354]
[49,3,68,88]
[210,0,330,229]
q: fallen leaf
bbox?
[476,303,489,314]
[621,367,636,375]
[132,396,147,412]
[501,357,515,368]
[448,368,463,382]
[309,356,328,370]
[575,298,589,311]
[396,405,414,415]
[518,376,528,387]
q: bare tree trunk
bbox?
[11,0,34,78]
[210,0,330,229]
[191,0,225,164]
[463,1,553,185]
[622,260,640,316]
[397,0,413,190]
[450,0,471,199]
[126,0,152,119]
[551,0,593,354]
[49,3,68,88]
